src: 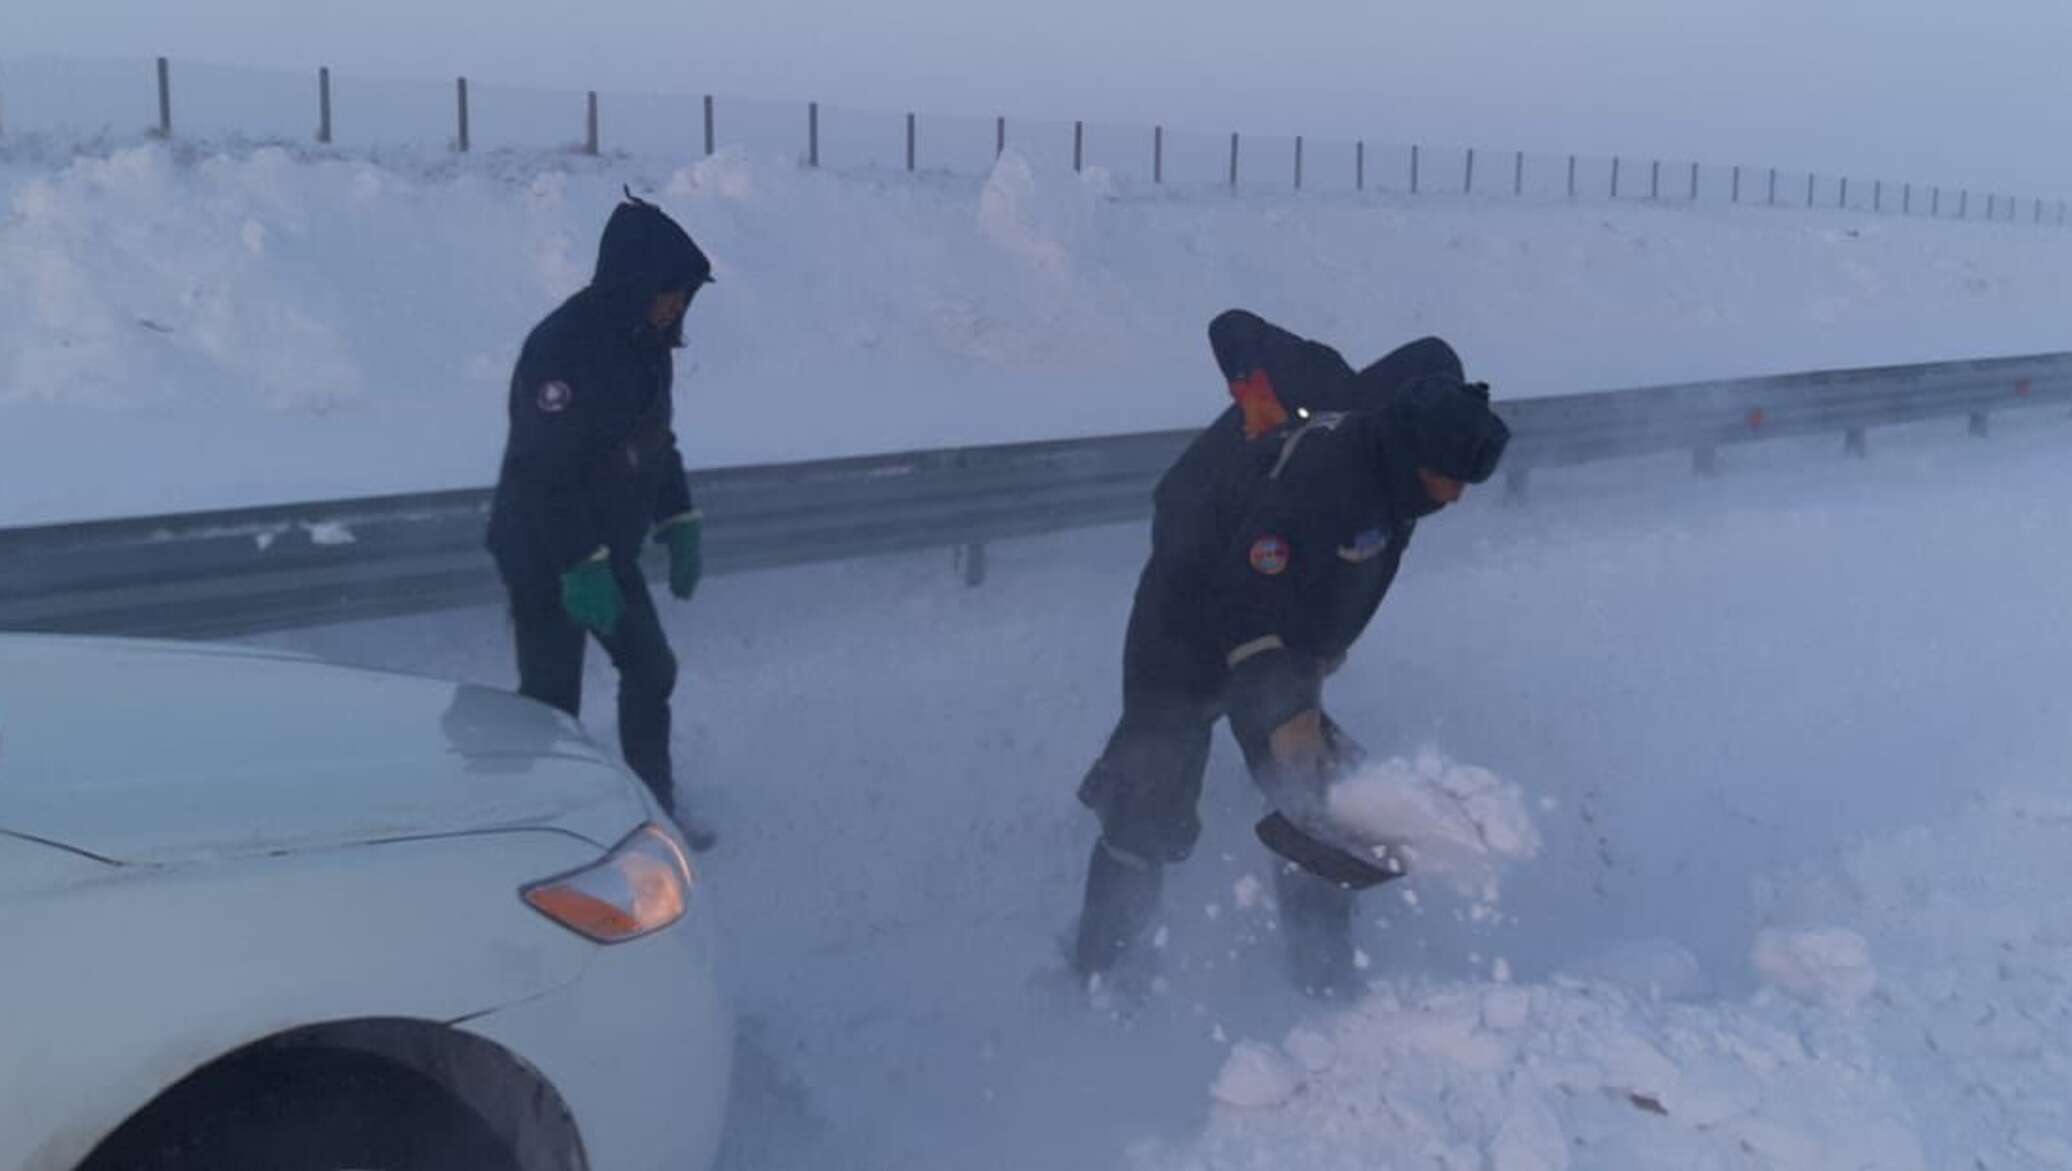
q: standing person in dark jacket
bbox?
[1073,310,1510,995]
[487,194,715,845]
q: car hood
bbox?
[0,636,651,865]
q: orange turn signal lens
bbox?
[522,824,694,944]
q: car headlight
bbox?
[522,824,695,943]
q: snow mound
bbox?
[1752,926,1877,1011]
[1149,978,1924,1171]
[1324,748,1541,895]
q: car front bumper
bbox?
[460,895,731,1171]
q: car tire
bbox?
[84,1047,521,1171]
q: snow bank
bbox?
[1148,976,1924,1171]
[7,137,2072,524]
[1160,781,2072,1171]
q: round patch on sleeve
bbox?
[536,380,573,413]
[1249,535,1290,576]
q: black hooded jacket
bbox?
[1121,313,1465,703]
[488,200,713,582]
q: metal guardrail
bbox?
[3,351,2068,640]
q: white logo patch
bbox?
[537,380,573,413]
[1337,528,1392,563]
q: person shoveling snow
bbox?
[1073,309,1512,996]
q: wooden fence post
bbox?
[157,57,172,137]
[317,66,332,144]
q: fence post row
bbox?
[317,66,332,145]
[102,63,2066,226]
[455,76,469,153]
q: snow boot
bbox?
[1073,839,1164,979]
[1276,864,1359,998]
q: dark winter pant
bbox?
[1078,681,1390,886]
[504,566,679,811]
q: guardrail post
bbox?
[1689,161,1699,200]
[1410,144,1420,194]
[1230,132,1240,190]
[1294,135,1304,190]
[959,542,989,587]
[910,112,919,172]
[1154,124,1163,182]
[1843,427,1869,458]
[1732,165,1741,203]
[996,115,1006,158]
[703,95,715,156]
[1072,119,1082,173]
[808,101,819,167]
[1650,159,1660,200]
[1356,140,1365,191]
[1611,157,1621,197]
[1567,155,1576,199]
[1516,150,1525,196]
[1464,147,1476,194]
[1692,444,1719,477]
[1968,411,1991,438]
[585,91,599,155]
[1769,168,1778,205]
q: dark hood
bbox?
[1386,373,1510,485]
[591,197,713,347]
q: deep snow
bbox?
[254,410,2072,1170]
[6,136,2072,525]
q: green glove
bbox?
[658,512,703,601]
[560,552,624,637]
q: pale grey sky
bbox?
[6,0,2070,193]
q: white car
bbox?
[0,635,730,1171]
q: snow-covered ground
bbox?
[253,411,2072,1170]
[6,135,2072,525]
